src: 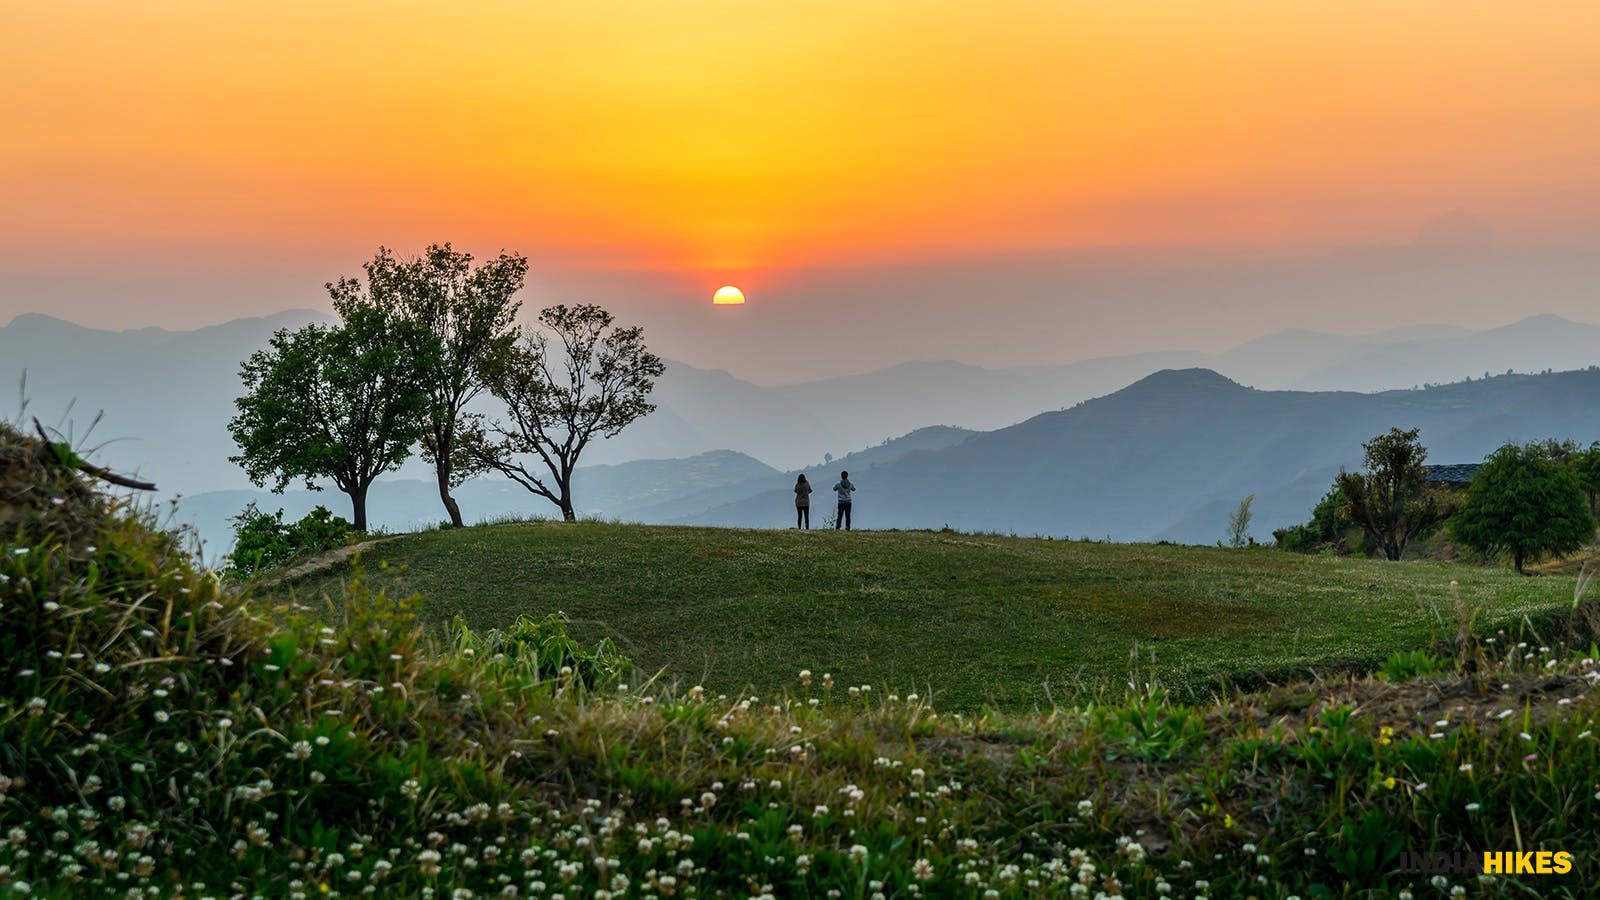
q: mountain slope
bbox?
[585,362,839,468]
[763,314,1600,444]
[771,356,1204,439]
[4,310,330,493]
[687,367,1600,543]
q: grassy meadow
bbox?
[9,421,1600,898]
[285,521,1581,708]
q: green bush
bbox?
[228,501,358,577]
[1274,485,1371,555]
[452,610,633,689]
[1376,648,1449,681]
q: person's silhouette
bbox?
[794,473,813,529]
[832,470,856,530]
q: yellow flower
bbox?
[1383,777,1397,790]
[1224,814,1234,829]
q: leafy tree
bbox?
[1449,442,1596,573]
[328,244,528,527]
[228,307,432,530]
[1335,427,1449,561]
[1530,437,1581,465]
[1569,442,1600,518]
[1225,494,1254,547]
[466,304,665,521]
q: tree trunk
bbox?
[436,462,464,528]
[1514,549,1525,574]
[348,483,369,532]
[1384,534,1402,561]
[557,469,577,521]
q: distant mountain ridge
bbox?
[5,310,1598,549]
[681,367,1600,544]
[3,309,332,494]
[744,314,1600,461]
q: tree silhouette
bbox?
[228,307,432,531]
[1451,443,1596,573]
[328,244,527,527]
[1336,427,1449,561]
[466,304,664,521]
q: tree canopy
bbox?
[1569,441,1600,518]
[466,304,664,521]
[1450,442,1596,573]
[228,306,433,531]
[1335,427,1450,561]
[328,244,528,527]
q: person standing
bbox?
[833,470,856,530]
[794,474,813,529]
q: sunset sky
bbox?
[4,1,1598,380]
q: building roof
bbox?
[1424,463,1481,484]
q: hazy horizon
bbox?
[7,232,1598,386]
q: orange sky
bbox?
[4,1,1599,289]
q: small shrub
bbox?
[1225,494,1254,547]
[1274,485,1374,555]
[228,501,358,577]
[453,611,632,689]
[1376,648,1449,681]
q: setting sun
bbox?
[712,285,746,305]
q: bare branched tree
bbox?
[466,304,664,520]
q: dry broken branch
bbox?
[33,417,157,491]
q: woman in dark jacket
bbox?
[794,474,813,529]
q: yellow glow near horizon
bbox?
[4,2,1600,277]
[712,286,746,305]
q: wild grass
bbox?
[7,422,1600,897]
[283,521,1580,709]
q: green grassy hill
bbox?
[11,422,1600,897]
[285,521,1579,708]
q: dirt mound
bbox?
[0,421,115,549]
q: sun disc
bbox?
[712,285,745,305]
